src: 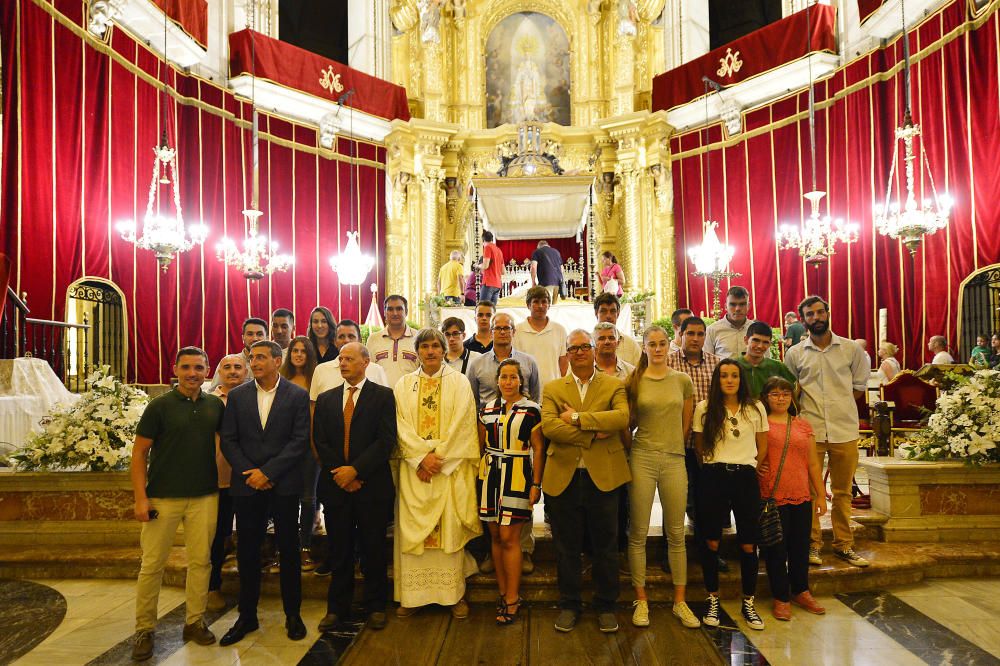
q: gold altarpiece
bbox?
[384,0,678,319]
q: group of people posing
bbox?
[128,282,871,661]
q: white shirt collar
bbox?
[255,377,280,394]
[345,377,367,392]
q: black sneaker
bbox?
[741,596,765,630]
[313,562,332,576]
[703,595,721,627]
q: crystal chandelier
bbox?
[329,90,375,286]
[117,10,207,271]
[874,0,951,255]
[217,26,293,280]
[689,221,740,319]
[776,1,857,264]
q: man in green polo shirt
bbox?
[130,346,225,661]
[737,322,797,398]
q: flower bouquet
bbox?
[11,366,148,471]
[899,368,1000,466]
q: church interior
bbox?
[1,0,999,664]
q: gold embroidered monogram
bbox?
[319,65,344,94]
[717,47,744,79]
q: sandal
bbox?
[496,596,524,625]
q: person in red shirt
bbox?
[480,231,504,305]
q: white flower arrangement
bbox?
[900,368,1000,466]
[12,366,148,472]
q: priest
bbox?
[393,328,482,618]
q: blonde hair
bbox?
[879,341,898,357]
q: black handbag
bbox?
[759,415,792,547]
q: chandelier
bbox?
[776,1,857,264]
[217,25,293,279]
[329,90,375,286]
[874,0,951,255]
[118,10,207,271]
[689,221,740,319]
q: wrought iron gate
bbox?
[958,264,1000,362]
[66,281,126,385]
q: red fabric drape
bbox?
[495,238,581,264]
[666,0,1000,370]
[652,5,837,112]
[151,0,208,49]
[1,0,388,384]
[229,30,411,122]
[858,0,887,24]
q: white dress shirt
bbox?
[255,378,280,429]
[932,351,955,365]
[343,377,366,409]
[571,369,597,469]
[310,360,389,401]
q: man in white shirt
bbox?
[785,296,871,569]
[704,287,754,359]
[515,286,568,386]
[593,292,642,366]
[928,336,955,364]
[311,320,389,400]
[365,295,418,389]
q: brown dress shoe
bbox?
[182,619,216,645]
[792,591,827,615]
[451,599,470,619]
[131,630,154,661]
[396,605,419,618]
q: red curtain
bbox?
[668,0,1000,369]
[495,237,581,264]
[1,0,388,384]
[152,0,208,49]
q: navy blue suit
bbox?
[220,376,310,619]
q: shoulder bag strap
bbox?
[460,349,471,374]
[768,414,794,500]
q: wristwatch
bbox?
[571,412,580,425]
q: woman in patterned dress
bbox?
[477,358,545,624]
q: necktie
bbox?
[343,385,358,461]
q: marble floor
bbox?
[4,577,999,665]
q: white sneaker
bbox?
[703,595,721,627]
[672,601,701,628]
[808,546,822,566]
[631,600,650,627]
[834,548,870,567]
[741,596,765,631]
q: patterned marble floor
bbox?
[4,577,999,665]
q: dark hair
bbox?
[495,358,528,398]
[746,321,773,340]
[483,230,494,242]
[726,286,749,300]
[336,319,362,339]
[280,335,318,383]
[250,340,283,359]
[700,359,755,461]
[670,308,693,327]
[308,306,336,352]
[593,292,621,314]
[601,250,619,264]
[798,295,829,319]
[475,300,497,311]
[383,294,408,311]
[760,376,798,416]
[537,240,549,248]
[679,316,706,334]
[525,286,550,306]
[175,346,208,364]
[441,316,466,333]
[271,307,294,324]
[242,317,268,333]
[626,325,670,418]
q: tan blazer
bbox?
[540,371,631,496]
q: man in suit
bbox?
[312,343,397,631]
[541,329,631,634]
[219,340,311,645]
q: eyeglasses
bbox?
[728,416,740,438]
[492,326,513,333]
[767,391,793,399]
[566,344,594,354]
[444,331,464,338]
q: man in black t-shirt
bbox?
[130,346,225,661]
[530,240,564,304]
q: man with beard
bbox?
[785,296,870,569]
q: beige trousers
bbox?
[135,493,218,631]
[811,440,858,551]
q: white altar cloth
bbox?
[0,358,78,458]
[440,300,634,339]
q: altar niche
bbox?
[485,12,571,128]
[65,278,127,386]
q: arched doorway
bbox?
[65,278,128,384]
[957,263,1000,362]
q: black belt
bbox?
[704,463,755,472]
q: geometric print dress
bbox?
[477,397,542,525]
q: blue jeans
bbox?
[480,285,501,305]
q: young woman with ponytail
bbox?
[624,325,700,629]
